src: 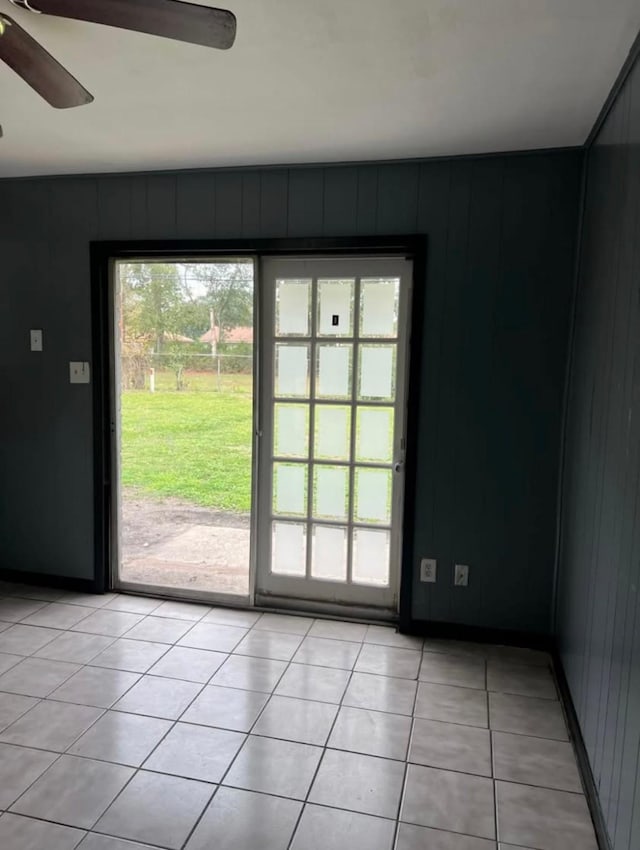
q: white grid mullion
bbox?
[272,456,392,470]
[346,276,361,586]
[270,514,390,531]
[305,278,318,581]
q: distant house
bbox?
[199,326,253,345]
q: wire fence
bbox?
[121,352,253,394]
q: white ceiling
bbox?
[1,0,639,178]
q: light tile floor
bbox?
[0,582,599,850]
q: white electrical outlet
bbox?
[420,558,437,583]
[454,564,469,587]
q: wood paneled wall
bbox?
[0,150,581,632]
[556,53,640,850]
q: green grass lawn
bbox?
[121,382,253,513]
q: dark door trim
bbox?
[90,235,427,623]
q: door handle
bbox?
[394,461,404,473]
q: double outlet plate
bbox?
[420,558,469,586]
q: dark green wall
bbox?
[0,151,581,632]
[555,47,640,850]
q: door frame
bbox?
[90,236,427,623]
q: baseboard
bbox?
[552,650,613,850]
[0,568,100,595]
[402,617,553,651]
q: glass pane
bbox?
[354,467,391,524]
[352,528,390,586]
[360,278,399,337]
[272,522,307,576]
[359,345,396,401]
[117,258,255,598]
[314,465,349,521]
[315,406,351,460]
[276,279,311,336]
[312,525,347,581]
[316,344,352,399]
[273,463,307,517]
[274,404,309,458]
[356,407,394,463]
[318,279,354,337]
[275,344,309,398]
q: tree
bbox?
[119,263,203,390]
[118,261,253,391]
[120,263,185,353]
[187,262,253,347]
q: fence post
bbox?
[149,367,155,393]
[216,355,222,392]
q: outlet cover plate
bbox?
[420,558,437,583]
[69,362,91,384]
[30,329,43,352]
[454,564,469,587]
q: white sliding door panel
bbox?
[257,256,412,611]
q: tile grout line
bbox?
[283,634,367,850]
[85,622,265,846]
[0,672,563,733]
[2,586,591,850]
[0,711,590,793]
[31,614,244,848]
[393,657,425,850]
[488,662,500,846]
[175,613,318,849]
[1,607,225,843]
[3,650,163,825]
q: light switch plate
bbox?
[454,564,469,587]
[30,329,43,352]
[69,362,91,384]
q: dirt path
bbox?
[120,490,251,595]
[122,491,249,555]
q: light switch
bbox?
[69,362,91,384]
[30,329,43,352]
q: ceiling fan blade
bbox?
[33,0,236,50]
[0,14,93,108]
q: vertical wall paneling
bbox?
[556,51,640,850]
[453,157,504,628]
[412,161,451,619]
[240,172,261,237]
[214,172,243,238]
[146,175,177,239]
[259,170,288,236]
[376,163,420,234]
[355,166,378,234]
[97,177,130,240]
[176,173,215,238]
[0,151,580,632]
[129,176,148,238]
[322,166,358,235]
[287,168,324,237]
[429,161,473,624]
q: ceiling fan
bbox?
[0,0,236,132]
